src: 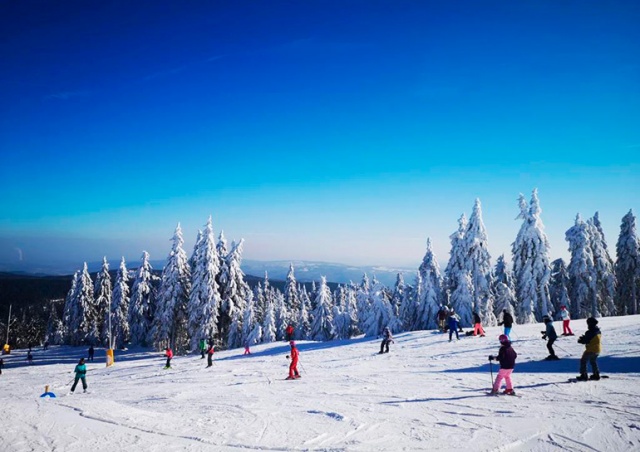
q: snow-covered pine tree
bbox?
[615,210,640,315]
[128,251,156,347]
[62,270,80,344]
[227,310,243,349]
[274,289,289,341]
[390,273,405,320]
[355,274,371,333]
[219,239,250,344]
[492,254,517,318]
[310,276,334,341]
[566,214,597,318]
[363,279,398,337]
[240,291,260,347]
[151,223,191,351]
[344,283,359,337]
[549,258,571,315]
[253,282,266,325]
[94,257,112,346]
[73,263,96,345]
[45,301,64,345]
[215,230,229,294]
[588,213,616,316]
[295,284,311,340]
[187,217,222,351]
[284,263,301,318]
[417,238,443,330]
[261,296,277,343]
[398,274,419,331]
[512,190,552,322]
[110,257,130,348]
[332,286,348,340]
[444,214,467,300]
[450,271,474,327]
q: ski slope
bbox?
[1,315,639,451]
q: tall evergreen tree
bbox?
[187,217,222,350]
[444,214,468,301]
[355,274,371,332]
[45,301,64,345]
[549,258,571,315]
[128,251,156,346]
[390,273,405,319]
[615,210,640,315]
[417,238,443,330]
[74,263,96,345]
[512,190,552,322]
[310,276,334,341]
[219,239,250,343]
[295,285,311,339]
[261,296,277,343]
[284,263,301,318]
[566,214,597,318]
[95,257,112,345]
[151,223,191,351]
[62,270,80,344]
[111,257,130,349]
[588,213,616,316]
[240,291,261,347]
[363,279,397,336]
[449,271,474,326]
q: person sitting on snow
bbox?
[489,334,518,395]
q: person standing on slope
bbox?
[498,309,514,339]
[577,317,601,381]
[243,338,251,355]
[199,338,207,359]
[436,305,448,333]
[206,344,214,368]
[473,311,486,337]
[88,345,95,362]
[0,358,4,375]
[379,326,393,354]
[71,358,88,393]
[285,324,294,341]
[448,310,461,342]
[560,306,573,336]
[164,347,173,369]
[541,315,559,360]
[286,341,300,380]
[489,334,518,395]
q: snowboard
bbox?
[567,375,609,383]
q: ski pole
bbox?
[299,361,308,375]
[488,358,494,387]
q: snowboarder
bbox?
[88,345,94,362]
[206,344,214,368]
[436,305,448,332]
[27,350,33,364]
[489,334,517,395]
[286,340,300,380]
[164,347,173,369]
[541,315,559,360]
[285,324,294,341]
[473,312,486,337]
[560,306,573,336]
[0,358,4,375]
[199,338,206,359]
[71,358,88,393]
[498,309,514,339]
[576,317,601,381]
[448,310,461,341]
[379,326,393,354]
[243,338,251,355]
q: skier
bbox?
[489,334,518,395]
[576,317,601,381]
[27,350,33,364]
[88,345,94,362]
[447,310,461,341]
[206,344,214,368]
[560,306,573,336]
[472,311,486,337]
[70,358,88,393]
[199,338,207,359]
[541,315,559,360]
[43,341,49,351]
[285,324,294,341]
[243,338,251,355]
[286,340,300,380]
[164,347,173,369]
[498,309,514,339]
[379,326,393,354]
[0,358,4,375]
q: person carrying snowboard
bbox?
[71,357,88,393]
[541,315,559,360]
[164,347,173,369]
[379,326,393,354]
[473,311,486,337]
[448,310,461,341]
[577,317,601,381]
[498,309,514,340]
[560,306,573,336]
[286,341,300,380]
[206,344,214,368]
[489,334,517,395]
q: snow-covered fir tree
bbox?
[261,295,277,343]
[45,301,64,345]
[332,285,349,340]
[227,310,243,349]
[284,263,301,319]
[128,251,156,346]
[444,213,468,302]
[587,213,616,316]
[390,273,405,319]
[219,239,250,343]
[215,230,229,292]
[463,200,497,326]
[111,257,130,349]
[252,282,266,325]
[566,214,597,318]
[363,279,398,337]
[73,263,96,345]
[398,274,419,332]
[343,283,360,337]
[512,190,552,322]
[549,258,571,315]
[355,274,371,333]
[615,210,640,315]
[310,276,334,341]
[187,217,222,350]
[449,271,474,327]
[62,271,79,344]
[417,238,443,330]
[274,289,288,341]
[295,285,311,340]
[94,257,112,345]
[151,223,191,351]
[240,291,261,347]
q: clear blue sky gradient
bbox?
[1,1,638,269]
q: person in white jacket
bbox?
[559,306,574,336]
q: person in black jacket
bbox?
[498,309,514,339]
[489,334,517,395]
[379,327,393,354]
[541,315,559,360]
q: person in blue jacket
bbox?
[71,358,88,393]
[448,310,461,342]
[541,315,559,360]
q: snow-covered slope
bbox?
[1,316,639,451]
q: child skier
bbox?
[199,338,207,359]
[379,326,393,354]
[577,317,601,381]
[473,311,486,337]
[498,309,514,339]
[489,334,517,395]
[560,306,573,336]
[286,341,300,380]
[243,338,251,355]
[448,310,461,341]
[285,324,294,341]
[541,315,559,360]
[206,344,214,368]
[71,358,88,393]
[164,347,173,369]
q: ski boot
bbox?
[575,374,588,381]
[503,389,516,396]
[589,374,600,381]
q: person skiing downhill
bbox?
[498,309,514,339]
[448,310,461,341]
[164,347,173,369]
[576,317,602,381]
[542,316,559,360]
[560,306,573,336]
[473,312,486,337]
[489,334,517,395]
[286,341,300,380]
[206,344,214,368]
[71,358,88,393]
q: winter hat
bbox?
[543,315,551,323]
[586,317,598,327]
[498,334,510,344]
[289,340,296,347]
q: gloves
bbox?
[542,334,547,340]
[286,355,290,359]
[488,355,494,361]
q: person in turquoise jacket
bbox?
[71,357,88,393]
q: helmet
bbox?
[586,317,598,327]
[498,334,509,344]
[289,340,296,346]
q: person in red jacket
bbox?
[286,341,300,380]
[164,347,173,369]
[206,344,214,368]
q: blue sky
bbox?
[0,1,638,270]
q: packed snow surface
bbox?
[2,316,639,451]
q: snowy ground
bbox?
[1,316,639,452]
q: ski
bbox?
[486,392,521,398]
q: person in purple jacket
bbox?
[489,334,518,395]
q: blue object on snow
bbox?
[40,392,56,398]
